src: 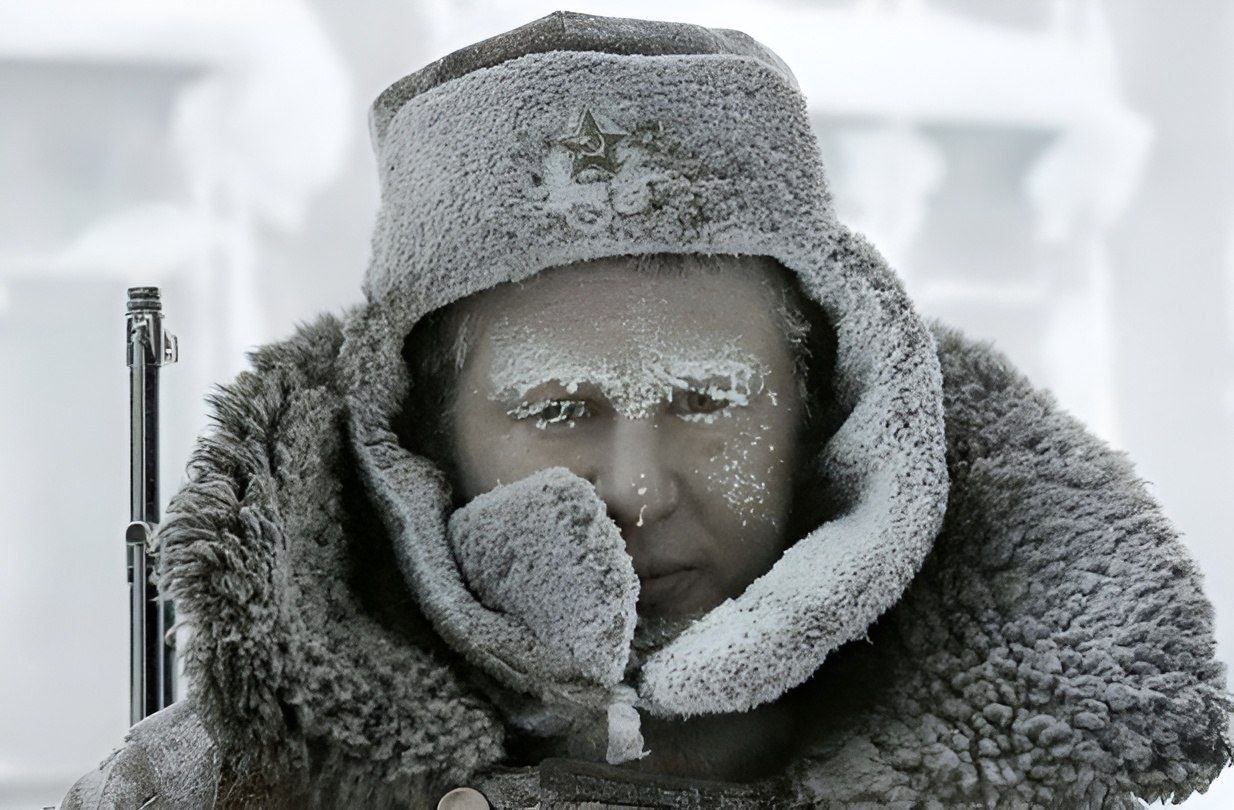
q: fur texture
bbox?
[78,312,1221,808]
[153,312,505,807]
[784,321,1233,807]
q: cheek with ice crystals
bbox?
[704,418,781,528]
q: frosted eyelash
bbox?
[671,380,759,423]
[506,399,588,430]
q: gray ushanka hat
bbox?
[339,9,948,738]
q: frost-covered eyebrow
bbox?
[487,360,769,420]
[482,309,774,417]
[497,378,603,403]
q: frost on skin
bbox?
[488,331,768,422]
[490,339,779,524]
[484,303,787,528]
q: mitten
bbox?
[447,467,639,690]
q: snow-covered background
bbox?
[1,0,1231,806]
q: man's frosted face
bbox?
[449,256,804,619]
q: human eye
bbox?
[506,398,590,430]
[670,387,733,423]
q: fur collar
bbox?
[157,308,1229,807]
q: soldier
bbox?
[64,11,1229,809]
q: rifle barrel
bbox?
[125,287,178,725]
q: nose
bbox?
[591,415,680,533]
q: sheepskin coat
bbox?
[61,310,1231,809]
[62,10,1230,809]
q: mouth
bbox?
[637,567,699,614]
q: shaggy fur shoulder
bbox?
[787,321,1232,808]
[82,309,1228,808]
[155,308,505,807]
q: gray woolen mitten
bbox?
[447,467,646,763]
[448,466,638,685]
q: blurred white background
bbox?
[1,0,1231,807]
